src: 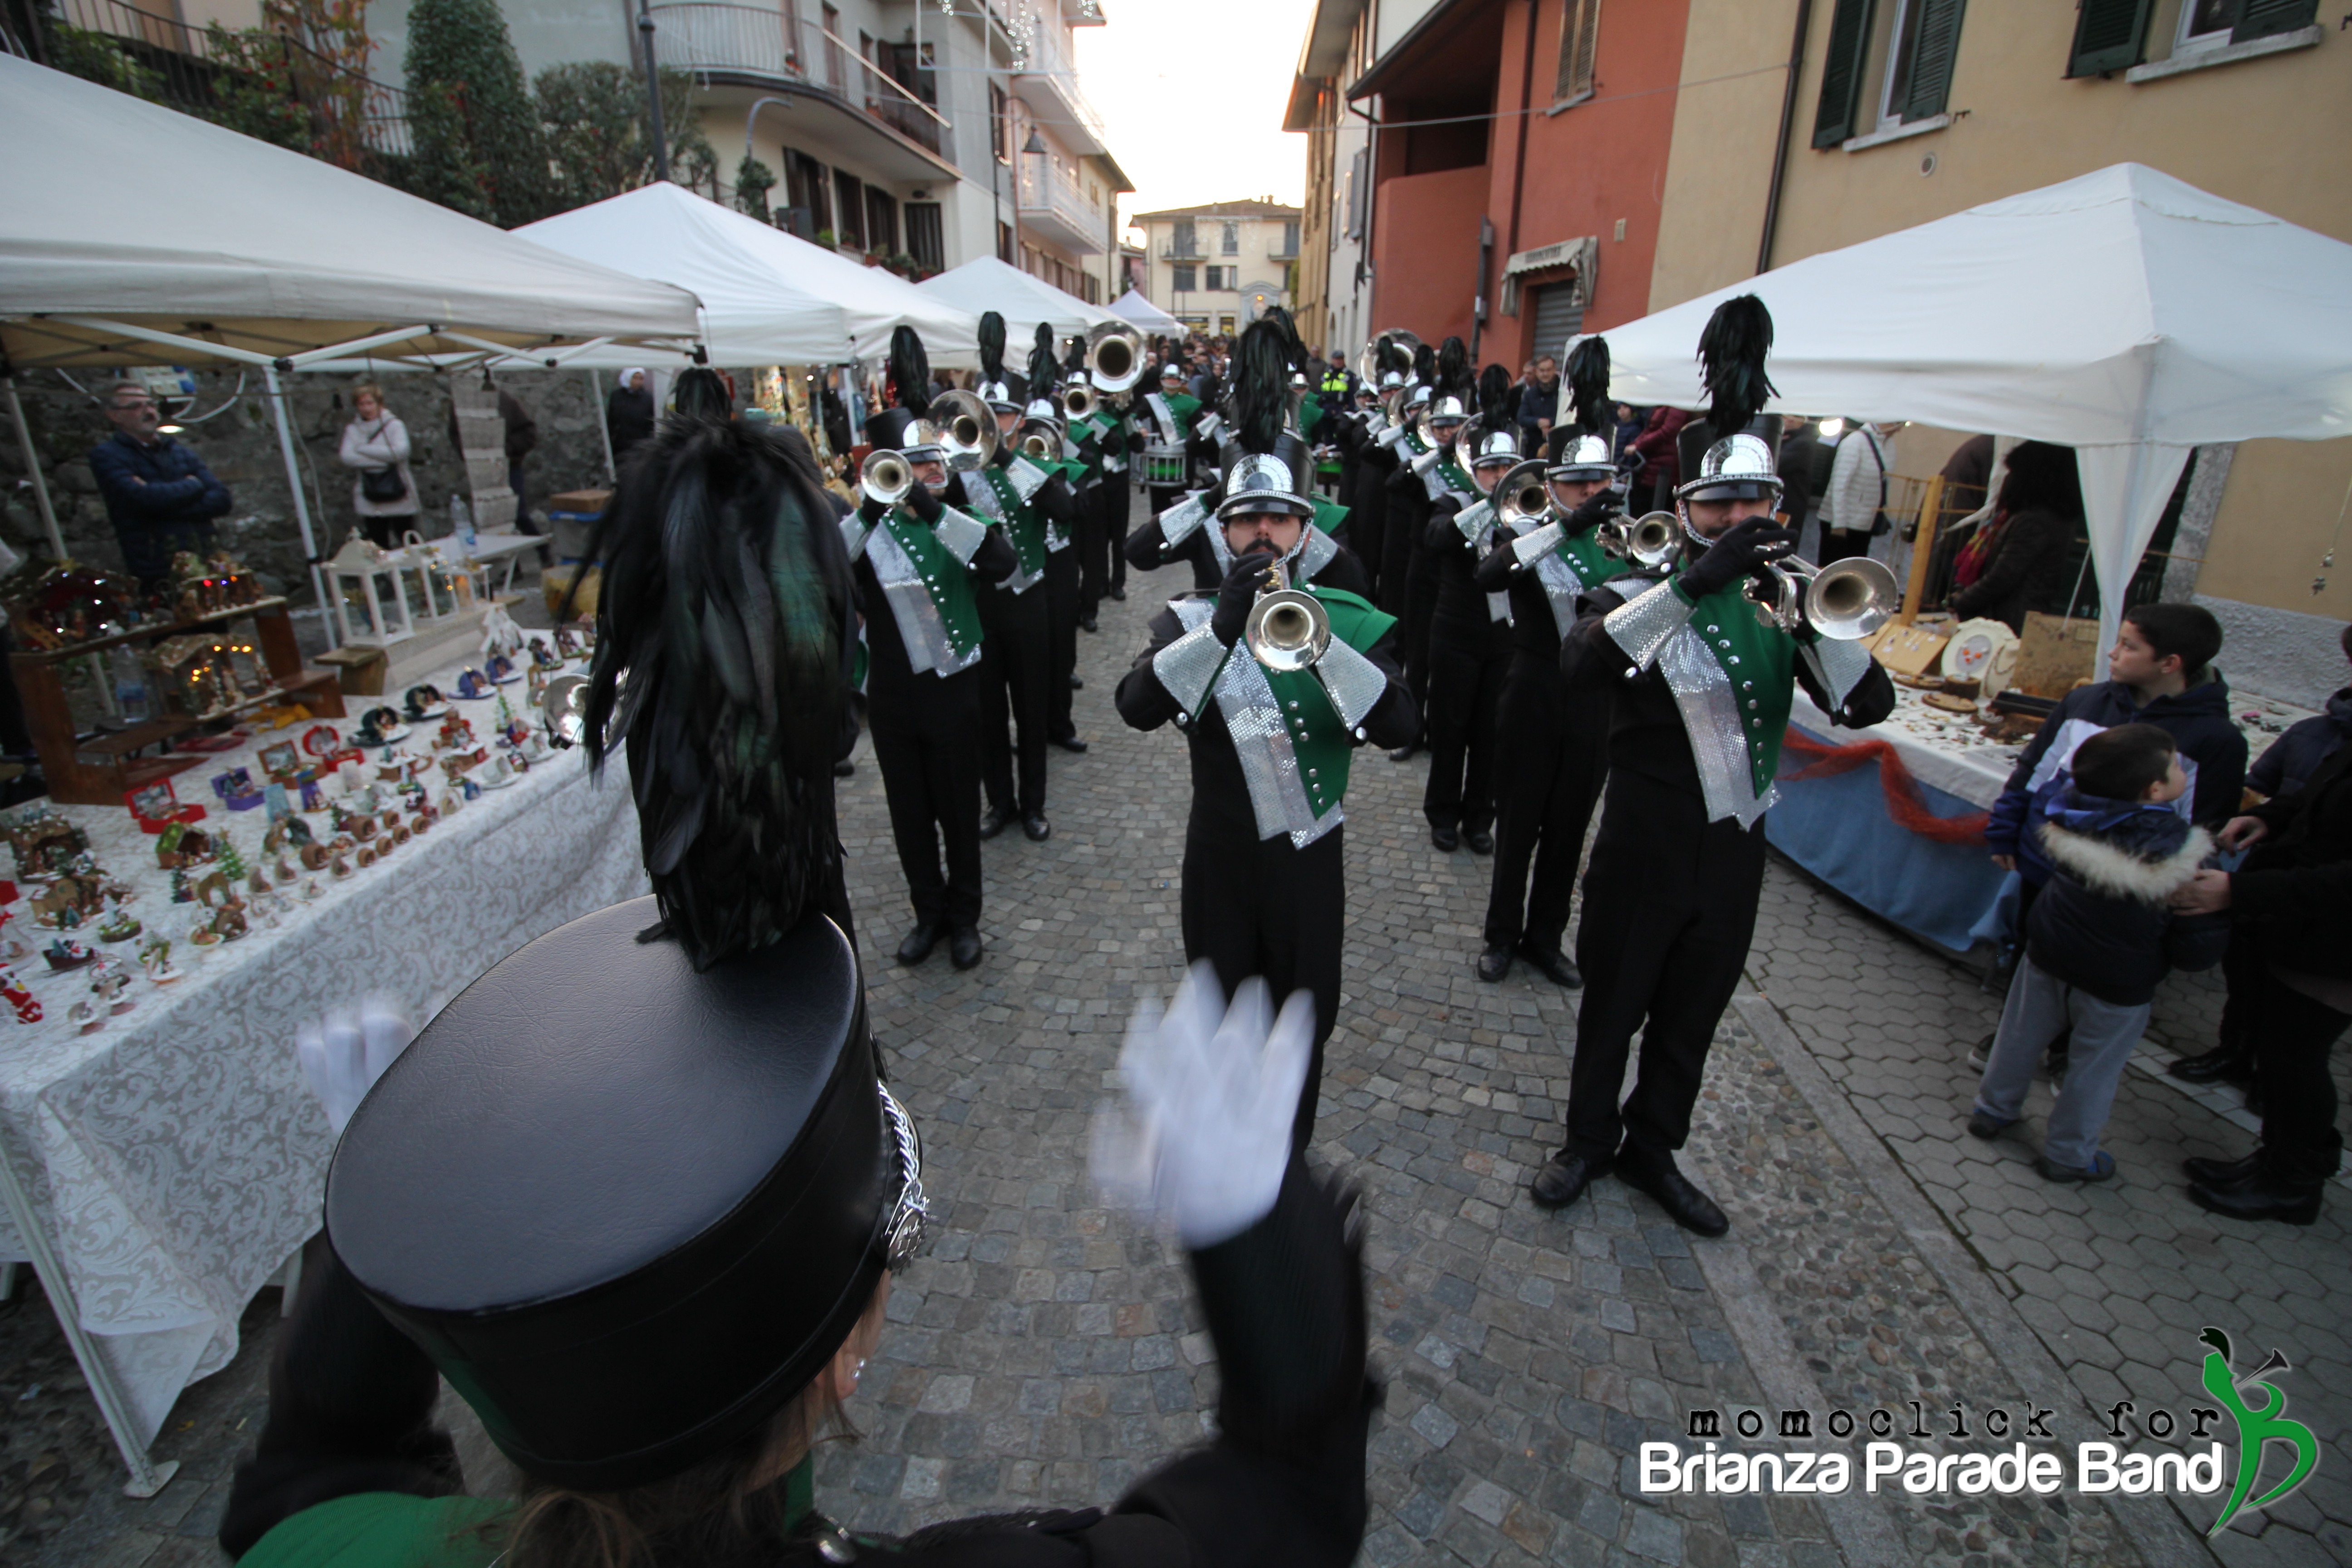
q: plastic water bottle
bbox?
[450,495,478,553]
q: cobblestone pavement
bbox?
[7,503,2341,1568]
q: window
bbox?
[1812,0,1965,146]
[998,219,1013,263]
[821,4,845,89]
[1171,220,1196,256]
[1205,265,1235,290]
[865,187,899,257]
[833,169,864,249]
[989,81,1008,161]
[2066,0,2154,75]
[786,151,830,236]
[1347,147,1367,237]
[2176,0,2238,50]
[1220,222,1239,254]
[1082,274,1100,305]
[1279,219,1300,256]
[906,202,944,273]
[1555,0,1600,103]
[1171,264,1197,292]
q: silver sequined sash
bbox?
[867,522,982,677]
[1171,599,1341,848]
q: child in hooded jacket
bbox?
[1970,725,2229,1182]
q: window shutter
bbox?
[1347,147,1368,236]
[1528,284,1586,366]
[1901,0,1966,118]
[1554,0,1600,102]
[2233,0,2316,40]
[1811,0,1878,148]
[2065,0,2151,76]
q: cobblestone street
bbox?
[6,509,2347,1568]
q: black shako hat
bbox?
[325,898,922,1491]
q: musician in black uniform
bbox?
[1025,327,1091,756]
[1117,321,1418,1154]
[1345,361,1410,608]
[1528,299,1895,1236]
[1382,346,1470,762]
[1419,372,1521,855]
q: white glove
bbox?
[1091,961,1313,1249]
[295,996,416,1134]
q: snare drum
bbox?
[1141,444,1188,488]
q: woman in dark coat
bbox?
[1946,441,2079,632]
[604,368,657,462]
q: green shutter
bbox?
[2233,0,2317,40]
[1811,0,1878,149]
[2065,0,2151,76]
[1902,0,1967,118]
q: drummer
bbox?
[1140,362,1203,524]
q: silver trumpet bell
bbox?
[1061,382,1095,420]
[929,389,999,472]
[541,674,592,749]
[1494,460,1551,530]
[860,448,915,506]
[1602,510,1682,570]
[1016,416,1063,462]
[1743,555,1901,641]
[1085,321,1147,395]
[1243,558,1330,673]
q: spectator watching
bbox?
[1947,441,2080,633]
[338,384,419,550]
[87,379,233,589]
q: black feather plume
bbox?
[1261,305,1308,372]
[978,311,1006,383]
[1027,323,1056,394]
[1477,363,1510,422]
[1412,342,1436,387]
[887,326,930,412]
[1233,318,1289,456]
[1063,336,1086,375]
[1695,294,1778,443]
[1436,336,1469,397]
[570,408,853,970]
[1566,337,1611,436]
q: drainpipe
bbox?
[1500,0,1539,359]
[744,95,792,176]
[1755,0,1813,274]
[638,0,671,183]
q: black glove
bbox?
[1562,489,1621,537]
[1128,429,1147,452]
[991,443,1015,469]
[1678,517,1796,601]
[904,480,945,525]
[857,494,889,527]
[1212,547,1279,647]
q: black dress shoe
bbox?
[979,804,1009,840]
[1530,1151,1612,1210]
[1080,614,1099,633]
[2170,1044,2256,1086]
[1515,942,1582,989]
[1617,1148,1730,1237]
[1388,742,1422,763]
[2184,1151,2263,1186]
[1022,813,1051,842]
[2189,1171,2322,1226]
[896,921,941,965]
[949,925,984,970]
[1050,735,1089,754]
[833,760,856,778]
[1465,828,1494,856]
[1431,823,1460,852]
[1070,675,1085,690]
[1108,586,1126,601]
[1475,944,1512,982]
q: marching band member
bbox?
[1417,367,1520,855]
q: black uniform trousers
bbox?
[1183,822,1346,1156]
[1566,775,1769,1161]
[1346,461,1390,606]
[1103,472,1132,596]
[2245,964,2349,1183]
[978,580,1051,818]
[871,667,986,931]
[1422,615,1510,835]
[1075,480,1107,622]
[1482,654,1608,952]
[1046,544,1081,741]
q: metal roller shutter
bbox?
[1528,282,1586,365]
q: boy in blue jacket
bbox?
[1969,725,2228,1181]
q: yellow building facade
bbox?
[1648,0,2349,703]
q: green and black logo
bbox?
[2198,1327,2319,1535]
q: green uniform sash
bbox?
[979,466,1049,578]
[878,505,985,669]
[1671,577,1798,797]
[1258,587,1393,821]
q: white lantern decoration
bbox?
[328,529,415,647]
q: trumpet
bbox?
[1742,555,1900,641]
[1015,416,1063,462]
[1062,382,1095,420]
[1085,321,1146,395]
[1243,557,1330,673]
[1600,510,1682,570]
[1494,460,1551,531]
[1408,407,1456,476]
[860,448,914,506]
[929,389,998,472]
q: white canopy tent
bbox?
[515,182,982,369]
[1107,287,1181,335]
[917,257,1117,354]
[0,54,704,592]
[1581,164,2352,654]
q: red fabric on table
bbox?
[1779,727,1990,844]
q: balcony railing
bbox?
[648,3,951,158]
[34,0,413,164]
[1159,241,1205,260]
[1017,163,1102,250]
[1013,15,1107,152]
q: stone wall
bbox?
[0,366,618,601]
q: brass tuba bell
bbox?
[1016,415,1063,462]
[1243,558,1330,673]
[1084,321,1146,396]
[1062,382,1095,420]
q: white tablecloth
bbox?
[0,671,647,1445]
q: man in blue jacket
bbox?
[87,381,233,588]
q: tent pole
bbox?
[3,376,68,559]
[588,368,616,483]
[1900,473,1944,624]
[262,366,329,623]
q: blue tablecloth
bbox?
[1765,724,2011,954]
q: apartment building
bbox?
[1132,199,1303,339]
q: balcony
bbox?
[647,3,957,180]
[1018,164,1105,255]
[1159,241,1205,260]
[1011,15,1107,157]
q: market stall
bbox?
[917,255,1117,350]
[0,632,645,1472]
[1107,287,1181,335]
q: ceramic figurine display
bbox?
[155,821,216,871]
[527,637,564,673]
[137,935,182,984]
[1,964,42,1021]
[554,625,585,661]
[97,903,142,943]
[403,685,446,722]
[32,872,107,930]
[90,958,135,1015]
[4,807,91,880]
[45,937,97,971]
[126,778,206,833]
[480,604,526,663]
[212,767,265,812]
[453,667,491,701]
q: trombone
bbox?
[1742,555,1900,641]
[929,390,998,472]
[1242,557,1330,673]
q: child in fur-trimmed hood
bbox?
[1969,725,2228,1183]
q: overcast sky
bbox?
[1072,0,1315,237]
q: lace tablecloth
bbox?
[0,667,648,1447]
